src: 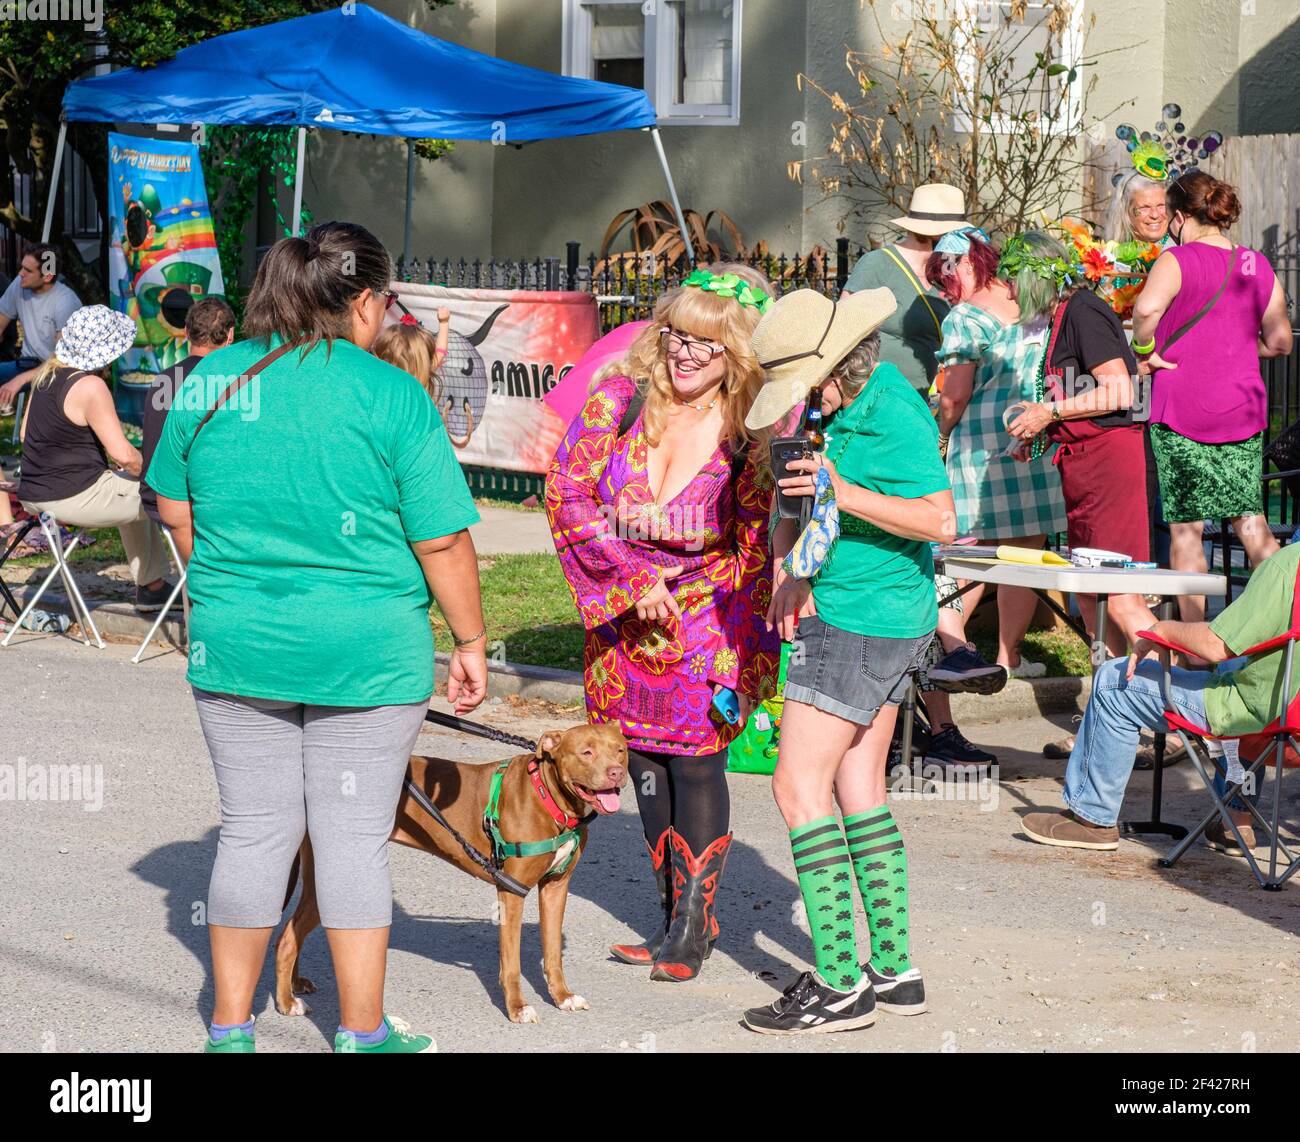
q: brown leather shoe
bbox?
[1022,809,1119,850]
[1205,817,1262,855]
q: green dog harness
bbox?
[483,758,588,880]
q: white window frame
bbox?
[562,0,742,126]
[953,0,1084,136]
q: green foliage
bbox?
[412,137,456,163]
[0,1,456,292]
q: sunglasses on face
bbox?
[661,327,726,366]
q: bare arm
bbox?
[837,483,957,544]
[74,376,144,474]
[157,495,194,562]
[412,527,488,713]
[1007,355,1134,441]
[937,361,976,438]
[1127,618,1229,678]
[1259,276,1293,358]
[1131,250,1182,346]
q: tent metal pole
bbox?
[41,121,68,243]
[650,127,695,265]
[290,126,306,237]
[403,140,415,266]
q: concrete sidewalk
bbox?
[470,505,553,555]
[1,637,1296,1053]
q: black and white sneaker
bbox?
[864,963,927,1016]
[742,970,876,1035]
[926,646,1007,695]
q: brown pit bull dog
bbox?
[273,723,628,1024]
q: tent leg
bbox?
[41,121,68,243]
[291,126,306,238]
[650,127,695,266]
[403,140,415,268]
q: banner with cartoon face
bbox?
[107,132,226,383]
[387,283,599,474]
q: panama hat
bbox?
[55,305,138,372]
[890,183,970,237]
[745,288,897,430]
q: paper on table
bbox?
[994,545,1072,566]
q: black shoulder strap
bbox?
[618,389,644,438]
[190,341,298,444]
[1161,245,1236,353]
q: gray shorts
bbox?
[784,614,934,726]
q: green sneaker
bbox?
[334,1014,435,1054]
[203,1027,256,1053]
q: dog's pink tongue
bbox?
[595,789,621,813]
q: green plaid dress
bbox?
[939,303,1067,538]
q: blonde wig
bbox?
[594,261,774,452]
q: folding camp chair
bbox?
[0,516,40,623]
[1138,568,1300,890]
[0,511,105,649]
[131,523,187,664]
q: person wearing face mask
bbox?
[546,264,780,983]
[1132,171,1293,625]
[924,227,1068,686]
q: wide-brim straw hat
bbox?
[55,305,137,372]
[891,183,970,236]
[745,288,897,430]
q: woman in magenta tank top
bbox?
[1133,171,1293,622]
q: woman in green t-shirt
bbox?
[148,222,487,1055]
[739,289,955,1036]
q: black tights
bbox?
[628,748,730,853]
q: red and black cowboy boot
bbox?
[609,828,671,965]
[650,829,732,982]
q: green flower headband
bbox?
[997,235,1084,293]
[682,269,774,314]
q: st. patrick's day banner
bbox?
[106,132,226,381]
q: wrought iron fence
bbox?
[393,238,864,333]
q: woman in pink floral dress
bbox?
[546,265,779,982]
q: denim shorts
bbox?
[784,613,934,726]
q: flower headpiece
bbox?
[682,269,773,314]
[1112,103,1224,186]
[933,225,991,257]
[399,312,420,327]
[997,235,1084,294]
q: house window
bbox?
[955,0,1084,135]
[563,0,742,125]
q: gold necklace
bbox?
[674,394,719,412]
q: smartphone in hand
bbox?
[769,435,813,520]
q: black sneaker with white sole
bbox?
[925,724,997,767]
[864,963,927,1015]
[925,646,1007,695]
[742,970,876,1035]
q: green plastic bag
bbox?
[727,641,793,775]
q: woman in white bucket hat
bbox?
[740,288,955,1036]
[17,305,173,609]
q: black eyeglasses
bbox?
[661,327,726,366]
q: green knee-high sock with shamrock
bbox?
[790,815,861,991]
[844,807,911,976]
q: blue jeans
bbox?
[1065,657,1221,827]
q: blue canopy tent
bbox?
[53,2,694,258]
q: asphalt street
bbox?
[1,634,1297,1053]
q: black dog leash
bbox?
[401,709,537,898]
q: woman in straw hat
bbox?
[546,264,780,983]
[841,183,968,397]
[739,288,955,1035]
[17,304,173,609]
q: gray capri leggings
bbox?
[193,689,428,929]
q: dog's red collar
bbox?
[528,758,582,830]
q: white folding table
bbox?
[930,557,1228,838]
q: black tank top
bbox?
[17,367,111,503]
